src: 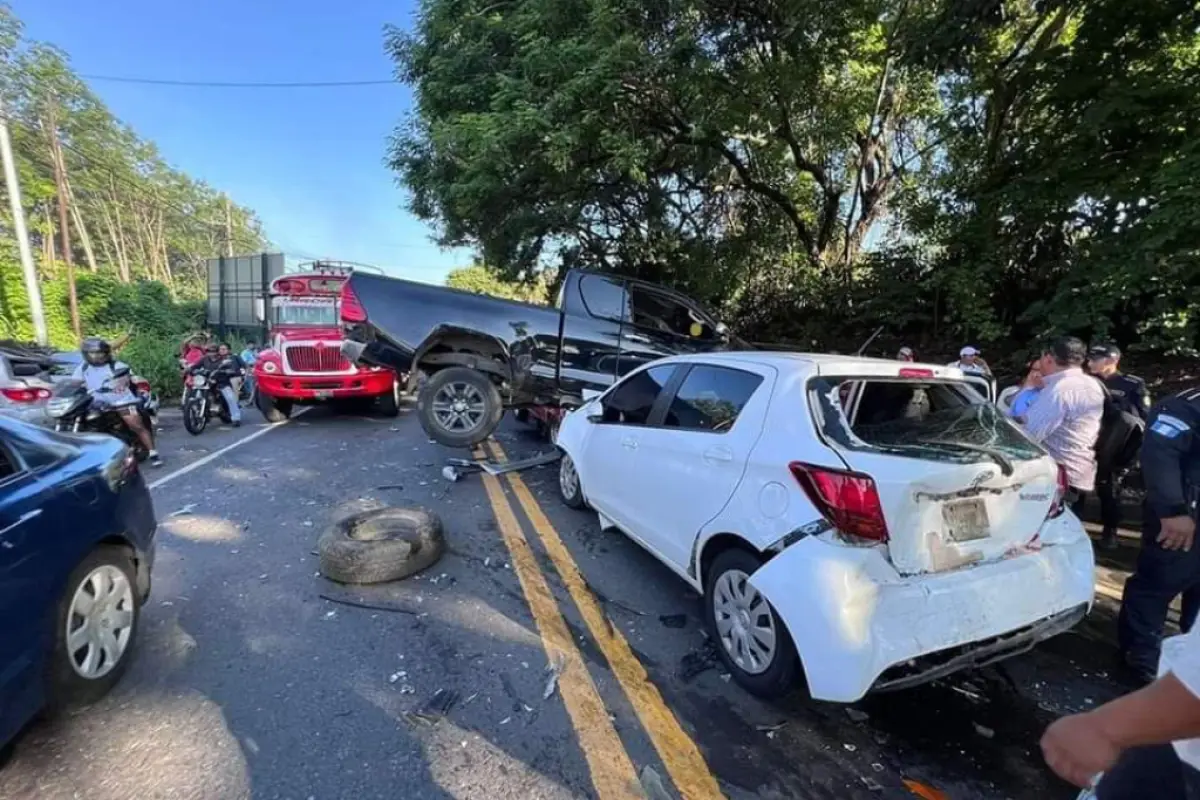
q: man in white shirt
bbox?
[948,345,991,376]
[1041,626,1200,796]
[1022,336,1105,514]
[73,337,162,466]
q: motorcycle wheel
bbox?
[183,393,208,435]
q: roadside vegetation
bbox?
[0,6,266,395]
[399,0,1200,372]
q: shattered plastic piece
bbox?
[543,654,566,700]
[323,610,337,620]
[872,763,884,773]
[903,778,949,800]
[844,743,857,752]
[639,766,672,800]
[973,722,994,739]
[719,673,731,682]
[658,613,686,629]
[389,672,403,684]
[756,722,787,734]
[845,708,870,723]
[169,504,198,517]
[302,520,313,527]
[442,466,460,482]
[677,641,720,683]
[407,688,459,725]
[499,717,511,725]
[861,776,884,792]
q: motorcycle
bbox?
[182,361,239,435]
[45,367,159,460]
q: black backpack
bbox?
[1093,378,1145,471]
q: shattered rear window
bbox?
[809,377,1045,465]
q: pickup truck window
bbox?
[601,365,675,425]
[579,275,629,322]
[628,285,716,340]
[664,365,762,432]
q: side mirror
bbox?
[714,321,729,339]
[586,412,604,423]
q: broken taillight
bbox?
[789,462,889,542]
[1047,464,1070,518]
[340,281,367,323]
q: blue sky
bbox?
[17,0,472,284]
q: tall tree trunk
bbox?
[99,204,129,281]
[107,179,132,281]
[46,104,81,339]
[64,177,98,271]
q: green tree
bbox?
[445,263,551,304]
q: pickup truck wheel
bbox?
[257,392,292,423]
[417,367,503,448]
[318,506,445,584]
[704,549,799,699]
[558,453,588,509]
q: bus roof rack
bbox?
[294,260,385,276]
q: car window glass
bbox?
[628,286,714,340]
[664,366,763,432]
[579,275,629,322]
[0,440,22,481]
[602,365,675,424]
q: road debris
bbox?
[169,503,198,517]
[375,484,405,491]
[406,688,460,725]
[658,613,686,628]
[844,743,857,752]
[543,654,567,700]
[973,722,995,739]
[677,640,720,683]
[323,610,337,620]
[845,708,870,723]
[318,593,419,615]
[903,778,949,800]
[860,776,884,792]
[638,766,672,800]
[756,721,787,733]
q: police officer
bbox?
[1088,344,1151,549]
[1117,385,1200,683]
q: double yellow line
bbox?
[477,441,725,800]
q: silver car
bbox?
[0,346,55,425]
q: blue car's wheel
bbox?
[48,545,141,708]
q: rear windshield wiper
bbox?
[923,440,1015,477]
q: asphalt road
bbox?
[0,400,1139,800]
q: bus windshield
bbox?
[272,298,338,326]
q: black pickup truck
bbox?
[340,269,741,447]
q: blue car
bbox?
[0,416,157,749]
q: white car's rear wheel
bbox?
[558,453,587,509]
[704,549,798,698]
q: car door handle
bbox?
[621,436,639,450]
[0,509,42,547]
[703,446,733,464]
[622,334,652,345]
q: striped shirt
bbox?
[1022,367,1105,491]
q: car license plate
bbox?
[943,498,990,542]
[315,391,333,400]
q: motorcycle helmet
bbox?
[81,336,112,367]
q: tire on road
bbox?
[318,506,446,585]
[703,548,799,699]
[48,545,142,709]
[183,394,207,435]
[257,392,293,423]
[416,367,503,448]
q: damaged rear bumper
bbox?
[749,531,1095,703]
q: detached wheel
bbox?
[416,367,503,448]
[558,452,587,510]
[318,506,446,584]
[704,549,799,698]
[257,392,292,423]
[377,379,400,418]
[48,546,141,708]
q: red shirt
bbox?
[183,346,205,366]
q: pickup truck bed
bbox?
[341,269,737,447]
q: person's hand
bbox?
[1158,515,1196,551]
[1041,712,1121,788]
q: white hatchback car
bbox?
[556,352,1094,703]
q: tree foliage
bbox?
[392,0,1200,358]
[0,5,266,297]
[445,262,551,304]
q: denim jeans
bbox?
[1117,511,1200,672]
[1098,744,1200,799]
[219,385,242,423]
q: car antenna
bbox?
[855,326,885,357]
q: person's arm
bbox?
[1131,379,1151,421]
[1042,672,1200,788]
[1021,387,1065,444]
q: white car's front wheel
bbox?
[558,452,587,510]
[704,549,799,698]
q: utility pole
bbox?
[0,102,49,345]
[223,193,234,257]
[47,102,81,340]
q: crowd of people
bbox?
[898,339,1200,796]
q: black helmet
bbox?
[81,336,112,367]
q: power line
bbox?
[80,74,395,89]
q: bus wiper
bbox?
[924,440,1014,477]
